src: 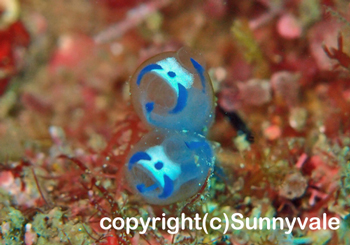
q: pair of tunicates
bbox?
[126,48,215,205]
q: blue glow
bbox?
[169,83,188,114]
[136,64,163,86]
[145,102,154,113]
[190,57,206,91]
[128,151,151,170]
[134,145,181,188]
[154,57,193,96]
[158,174,173,199]
[167,71,176,77]
[154,161,164,170]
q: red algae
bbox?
[0,8,30,95]
[0,0,349,244]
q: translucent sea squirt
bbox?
[129,47,215,134]
[126,48,215,205]
[125,130,214,205]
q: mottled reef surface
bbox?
[0,0,349,244]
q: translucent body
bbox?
[126,48,216,205]
[130,47,215,134]
[125,130,214,205]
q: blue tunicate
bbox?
[130,47,215,134]
[125,130,214,205]
[126,47,216,205]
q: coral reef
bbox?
[0,0,349,244]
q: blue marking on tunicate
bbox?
[190,58,206,91]
[145,102,154,113]
[136,64,163,86]
[136,183,158,193]
[154,161,164,170]
[128,151,151,170]
[167,71,176,77]
[185,141,208,150]
[158,174,173,199]
[169,83,187,114]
